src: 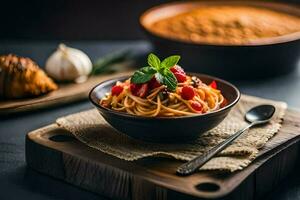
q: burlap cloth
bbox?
[56,95,287,172]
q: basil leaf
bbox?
[155,72,164,84]
[161,55,180,69]
[163,70,177,91]
[130,53,180,90]
[131,66,156,84]
[148,53,161,70]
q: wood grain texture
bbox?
[25,109,300,200]
[0,71,131,115]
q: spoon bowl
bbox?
[245,105,276,124]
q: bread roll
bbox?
[0,54,58,99]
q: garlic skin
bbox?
[45,44,92,83]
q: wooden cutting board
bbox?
[26,109,300,200]
[0,71,131,115]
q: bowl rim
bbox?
[89,73,241,120]
[139,0,300,47]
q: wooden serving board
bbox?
[0,71,131,115]
[26,109,300,200]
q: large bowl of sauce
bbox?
[140,1,300,79]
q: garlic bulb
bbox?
[45,44,92,83]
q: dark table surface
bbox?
[0,41,300,200]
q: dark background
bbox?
[0,0,173,40]
[0,0,299,41]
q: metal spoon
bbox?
[176,104,276,176]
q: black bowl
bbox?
[140,1,300,80]
[89,73,240,143]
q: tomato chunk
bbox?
[130,83,149,98]
[111,85,123,96]
[181,86,195,100]
[209,80,217,89]
[191,101,203,112]
[149,77,161,90]
[170,65,187,83]
[220,98,228,108]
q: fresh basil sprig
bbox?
[92,50,132,75]
[131,53,180,91]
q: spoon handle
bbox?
[176,123,254,176]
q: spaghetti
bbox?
[100,75,227,117]
[100,53,227,117]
